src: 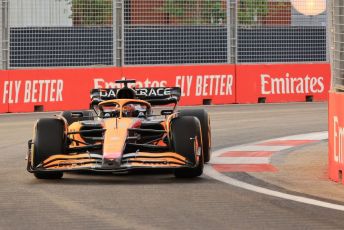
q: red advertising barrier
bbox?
[3,68,122,113]
[122,65,236,105]
[0,65,236,113]
[329,91,344,184]
[236,63,331,103]
[0,63,331,113]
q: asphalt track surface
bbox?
[1,103,343,230]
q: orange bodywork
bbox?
[103,117,138,160]
[43,153,100,164]
[68,122,87,148]
[31,99,192,172]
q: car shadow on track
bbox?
[28,169,212,186]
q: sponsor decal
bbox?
[96,88,174,99]
[236,63,330,103]
[2,79,64,104]
[333,116,344,164]
[175,75,233,97]
[136,88,172,97]
[99,89,117,98]
[94,77,167,89]
[261,73,325,95]
[93,74,234,98]
[329,92,344,183]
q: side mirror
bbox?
[90,98,102,108]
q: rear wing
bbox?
[90,87,181,107]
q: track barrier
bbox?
[236,63,330,103]
[329,91,344,184]
[0,63,330,113]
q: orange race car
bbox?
[26,79,211,179]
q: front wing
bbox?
[28,151,195,173]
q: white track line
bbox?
[275,131,328,141]
[210,157,270,164]
[227,145,292,152]
[204,131,344,212]
[205,166,344,211]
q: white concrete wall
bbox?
[9,0,72,27]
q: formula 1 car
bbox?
[26,79,211,179]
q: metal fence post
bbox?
[226,0,231,63]
[113,0,117,66]
[0,0,2,70]
[114,0,123,67]
[327,0,332,65]
[332,0,344,90]
[327,0,333,87]
[1,0,8,70]
[234,0,238,64]
[121,0,124,67]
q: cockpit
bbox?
[98,100,151,118]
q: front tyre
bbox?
[179,109,211,163]
[32,118,66,179]
[171,116,204,178]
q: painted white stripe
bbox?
[210,157,270,165]
[205,166,344,211]
[212,131,329,159]
[228,145,292,152]
[275,131,328,141]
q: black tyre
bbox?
[179,109,211,163]
[32,118,66,179]
[171,116,204,178]
[61,110,94,125]
[34,171,63,180]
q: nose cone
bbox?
[103,151,122,168]
[102,118,140,168]
[104,152,121,160]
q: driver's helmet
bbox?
[122,103,147,117]
[101,104,120,118]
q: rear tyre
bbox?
[32,118,66,179]
[171,117,204,178]
[61,110,94,125]
[179,109,211,163]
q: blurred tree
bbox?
[67,0,113,26]
[238,0,269,25]
[201,0,226,24]
[162,0,226,25]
